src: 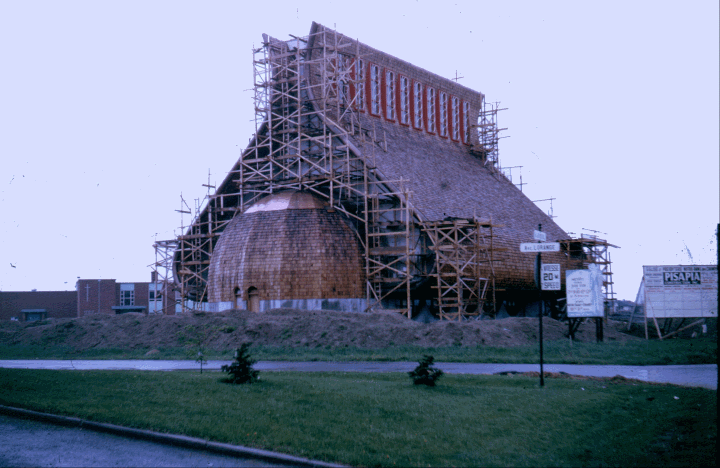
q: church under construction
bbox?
[153,22,615,320]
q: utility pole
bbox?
[536,224,544,387]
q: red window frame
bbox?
[349,58,366,112]
[384,69,396,121]
[462,100,470,144]
[412,80,423,131]
[368,63,381,116]
[425,86,436,134]
[398,75,410,126]
[450,96,460,142]
[439,91,448,138]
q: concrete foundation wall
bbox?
[198,298,369,314]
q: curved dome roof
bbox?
[207,191,365,303]
[243,190,328,213]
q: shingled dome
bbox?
[207,191,365,311]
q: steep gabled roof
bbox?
[304,23,567,237]
[351,113,567,238]
[198,22,570,291]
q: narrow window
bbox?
[440,92,448,137]
[385,70,395,120]
[427,87,436,133]
[400,76,409,124]
[452,96,460,140]
[414,82,423,129]
[338,55,349,108]
[370,64,380,115]
[463,101,470,143]
[355,59,365,111]
[148,284,163,314]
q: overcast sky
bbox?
[1,0,718,301]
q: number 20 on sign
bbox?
[541,264,561,290]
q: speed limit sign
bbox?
[541,264,561,290]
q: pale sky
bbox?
[1,0,718,301]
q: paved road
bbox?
[1,360,716,389]
[0,414,287,467]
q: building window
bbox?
[440,92,448,137]
[427,87,436,133]
[413,82,423,129]
[338,55,350,108]
[370,64,380,115]
[355,59,365,111]
[385,70,395,120]
[463,101,470,143]
[148,284,161,302]
[119,283,135,306]
[399,76,409,124]
[452,96,460,140]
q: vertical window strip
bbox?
[452,97,460,140]
[414,82,423,129]
[370,65,380,115]
[386,70,395,120]
[463,101,470,143]
[400,76,409,124]
[356,59,365,111]
[440,92,448,137]
[427,87,436,133]
[339,55,349,108]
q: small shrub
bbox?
[221,343,259,384]
[409,355,444,387]
[196,350,207,374]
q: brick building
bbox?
[0,291,77,322]
[76,278,165,316]
[0,277,168,321]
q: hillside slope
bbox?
[0,309,639,352]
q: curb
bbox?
[0,405,346,468]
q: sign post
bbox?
[525,225,546,387]
[521,229,562,387]
[537,226,544,387]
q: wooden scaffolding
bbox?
[150,239,178,315]
[560,234,618,313]
[154,26,495,318]
[472,100,507,170]
[422,218,496,320]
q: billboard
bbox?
[566,264,604,317]
[643,265,718,318]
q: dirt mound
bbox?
[0,309,640,352]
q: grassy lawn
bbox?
[0,336,716,365]
[0,368,716,467]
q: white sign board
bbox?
[533,230,547,242]
[541,264,561,290]
[643,265,718,318]
[520,242,560,253]
[566,265,604,317]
